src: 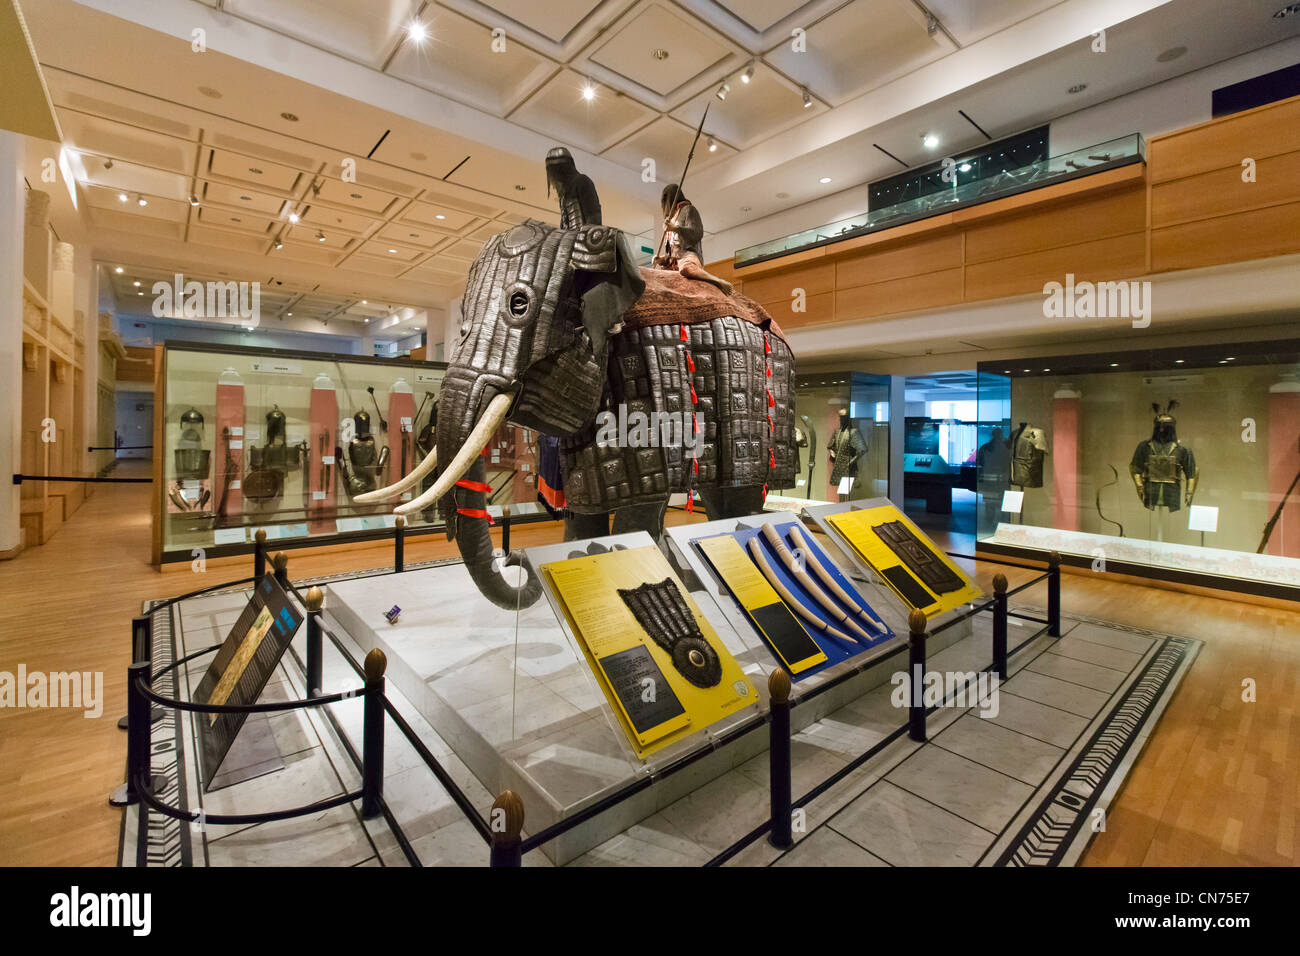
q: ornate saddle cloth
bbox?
[623,266,786,343]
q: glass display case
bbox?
[975,339,1300,598]
[735,134,1145,267]
[767,371,891,509]
[156,342,547,562]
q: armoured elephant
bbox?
[358,219,797,609]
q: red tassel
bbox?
[689,383,697,403]
[767,391,775,408]
[764,335,771,354]
[762,483,768,499]
[693,457,699,475]
[766,366,772,377]
[769,450,776,468]
[686,353,695,373]
[685,494,693,514]
[679,325,688,342]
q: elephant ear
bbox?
[576,228,645,355]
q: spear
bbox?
[655,101,710,264]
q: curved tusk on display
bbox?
[352,446,437,504]
[761,524,874,643]
[747,536,856,644]
[787,524,888,633]
[393,393,512,517]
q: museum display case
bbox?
[975,338,1300,597]
[154,342,547,562]
[769,371,891,507]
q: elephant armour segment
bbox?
[560,315,796,513]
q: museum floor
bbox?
[0,459,1296,866]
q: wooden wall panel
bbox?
[834,268,963,322]
[742,260,835,303]
[964,185,1145,264]
[756,290,834,330]
[1151,150,1300,227]
[965,233,1145,301]
[834,232,962,288]
[1151,200,1300,272]
[1148,95,1300,183]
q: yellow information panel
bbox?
[827,504,980,617]
[695,535,828,674]
[542,545,756,759]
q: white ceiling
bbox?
[17,0,1300,349]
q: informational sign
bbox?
[1188,504,1219,533]
[1001,490,1025,514]
[540,545,755,759]
[827,504,981,617]
[194,574,303,790]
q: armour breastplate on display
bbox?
[1010,424,1047,488]
[1144,441,1181,483]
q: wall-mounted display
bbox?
[976,340,1300,597]
[154,342,548,563]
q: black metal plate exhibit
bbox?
[879,565,938,612]
[194,574,303,791]
[599,645,686,735]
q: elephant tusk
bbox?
[761,524,875,643]
[787,524,888,634]
[352,446,437,504]
[746,537,856,644]
[393,392,512,517]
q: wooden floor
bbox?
[0,460,1295,866]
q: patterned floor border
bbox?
[983,607,1200,867]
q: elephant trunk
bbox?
[411,377,543,610]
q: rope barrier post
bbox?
[304,586,324,697]
[393,515,405,573]
[1047,550,1062,637]
[253,529,267,581]
[272,551,289,589]
[489,790,525,867]
[118,615,162,730]
[766,668,794,850]
[908,609,929,743]
[361,648,387,818]
[501,505,511,555]
[992,573,1009,681]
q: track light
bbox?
[582,83,596,101]
[118,193,127,203]
[707,136,717,152]
[406,20,427,44]
[741,62,754,84]
[316,231,326,242]
[114,266,123,274]
[716,83,729,101]
[189,195,199,206]
[273,240,283,250]
[288,211,300,224]
[801,88,813,109]
[137,195,148,207]
[922,132,940,149]
[927,14,939,36]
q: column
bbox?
[1052,384,1081,531]
[1266,374,1300,558]
[0,132,26,555]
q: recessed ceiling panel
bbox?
[77,159,189,202]
[589,3,734,97]
[509,69,656,154]
[299,203,379,237]
[480,0,608,44]
[925,0,1065,46]
[376,222,448,248]
[59,115,193,174]
[400,202,482,232]
[386,6,555,114]
[187,225,276,255]
[714,0,811,33]
[224,0,411,66]
[207,149,303,192]
[314,179,401,215]
[200,182,285,216]
[670,64,816,148]
[601,115,734,178]
[360,240,423,262]
[197,206,275,235]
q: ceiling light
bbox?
[651,48,669,60]
[1109,363,1118,367]
[114,266,123,274]
[514,184,526,191]
[716,83,730,101]
[922,133,939,149]
[364,317,370,324]
[406,20,428,44]
[707,136,717,152]
[137,196,148,207]
[1175,359,1184,364]
[435,214,446,220]
[801,88,813,109]
[741,62,755,84]
[316,231,326,242]
[189,194,200,206]
[288,212,300,224]
[239,195,252,201]
[248,167,263,175]
[273,240,283,250]
[137,291,143,296]
[926,14,940,36]
[198,86,222,99]
[280,111,299,122]
[388,248,397,254]
[582,83,596,101]
[118,193,128,202]
[959,163,972,172]
[1068,83,1088,94]
[362,300,367,304]
[133,281,141,287]
[819,177,832,184]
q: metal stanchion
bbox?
[273,551,289,589]
[992,573,1009,681]
[118,615,162,730]
[304,586,324,697]
[908,609,928,742]
[253,528,267,581]
[489,790,525,867]
[767,668,794,850]
[1047,550,1061,637]
[394,516,405,573]
[501,505,511,554]
[361,648,387,818]
[109,663,168,820]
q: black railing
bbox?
[118,518,1064,868]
